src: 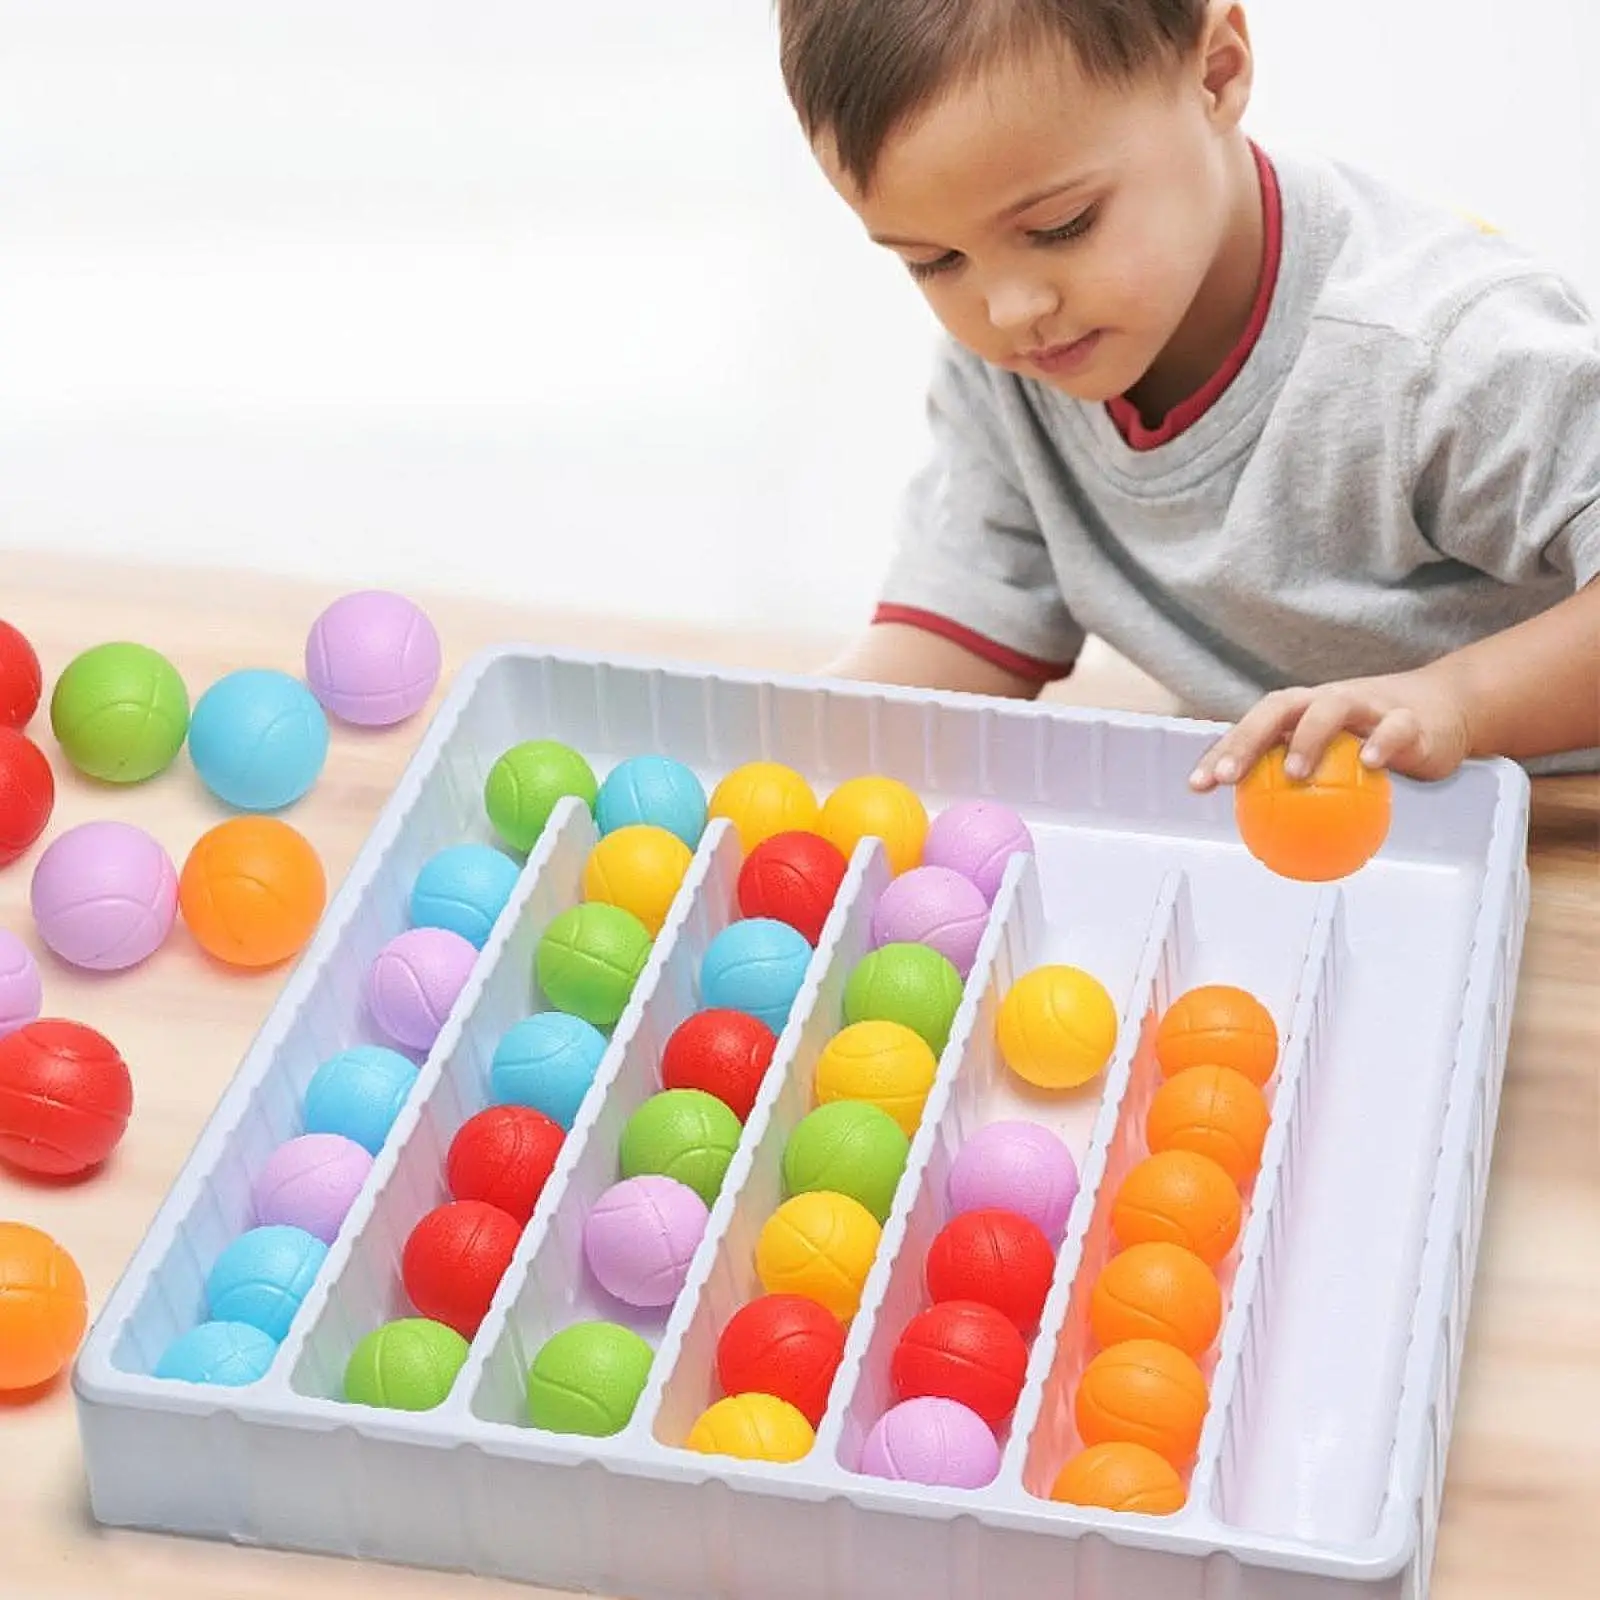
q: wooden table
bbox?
[2,552,1595,1598]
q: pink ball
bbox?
[305,590,442,727]
[582,1174,709,1308]
[253,1132,374,1243]
[0,929,42,1039]
[923,800,1034,903]
[367,927,478,1053]
[870,865,991,977]
[29,819,179,971]
[859,1396,1001,1487]
[947,1120,1078,1245]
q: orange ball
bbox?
[179,817,327,969]
[1111,1151,1241,1265]
[1146,1065,1271,1187]
[1089,1242,1221,1358]
[1234,732,1392,882]
[1074,1338,1210,1467]
[1050,1441,1187,1515]
[0,1221,88,1391]
[1155,984,1278,1086]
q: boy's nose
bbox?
[985,275,1061,334]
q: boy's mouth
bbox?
[1023,331,1103,377]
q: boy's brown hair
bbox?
[778,0,1210,191]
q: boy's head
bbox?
[778,2,1258,408]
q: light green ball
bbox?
[343,1317,469,1411]
[485,739,598,853]
[535,902,652,1028]
[50,641,190,783]
[782,1099,910,1223]
[843,942,965,1056]
[526,1320,654,1436]
[619,1088,743,1207]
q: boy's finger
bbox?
[1359,707,1424,770]
[1283,691,1371,778]
[1189,689,1311,788]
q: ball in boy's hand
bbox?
[1234,732,1391,881]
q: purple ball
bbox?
[870,866,991,978]
[367,926,478,1053]
[923,800,1034,904]
[253,1133,374,1243]
[0,929,42,1039]
[860,1397,1001,1488]
[582,1174,709,1308]
[29,819,179,971]
[948,1120,1079,1245]
[305,590,442,727]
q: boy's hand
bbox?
[1188,667,1475,791]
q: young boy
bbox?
[777,0,1600,783]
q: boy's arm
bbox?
[821,621,1046,699]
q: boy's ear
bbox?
[1199,3,1253,129]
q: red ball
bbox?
[924,1208,1056,1332]
[715,1293,847,1427]
[737,830,849,945]
[0,620,42,730]
[446,1104,565,1225]
[0,1018,133,1177]
[0,727,54,868]
[401,1199,522,1339]
[659,1008,778,1122]
[891,1299,1030,1427]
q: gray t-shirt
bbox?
[877,143,1600,772]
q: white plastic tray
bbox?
[72,645,1532,1600]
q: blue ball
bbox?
[490,1010,609,1129]
[700,917,814,1034]
[410,843,521,948]
[205,1225,328,1341]
[303,1043,420,1154]
[155,1320,279,1386]
[189,668,331,812]
[596,755,708,848]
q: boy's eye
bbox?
[1028,204,1099,246]
[906,251,963,282]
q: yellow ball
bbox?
[814,1019,939,1137]
[997,965,1118,1089]
[708,762,819,854]
[755,1190,881,1319]
[685,1392,816,1462]
[818,776,928,876]
[582,824,694,936]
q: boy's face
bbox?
[815,28,1252,404]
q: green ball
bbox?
[486,739,598,853]
[619,1088,743,1207]
[843,942,965,1055]
[782,1100,910,1223]
[535,902,653,1028]
[50,640,190,783]
[526,1320,654,1436]
[343,1317,469,1411]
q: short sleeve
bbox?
[1409,272,1600,590]
[875,339,1085,680]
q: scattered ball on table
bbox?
[302,1043,420,1155]
[997,964,1118,1090]
[922,799,1034,903]
[535,902,652,1029]
[814,1019,938,1138]
[1155,984,1278,1086]
[818,775,928,877]
[446,1103,565,1224]
[755,1190,881,1320]
[1146,1065,1270,1187]
[484,739,598,855]
[890,1299,1029,1427]
[1074,1338,1210,1468]
[582,1174,709,1308]
[947,1120,1079,1244]
[49,641,190,784]
[490,1010,609,1130]
[409,842,520,949]
[595,754,707,848]
[252,1132,374,1244]
[0,1017,133,1177]
[618,1088,743,1208]
[699,916,814,1037]
[1234,732,1392,881]
[782,1099,909,1223]
[304,589,441,727]
[401,1199,522,1339]
[187,668,330,811]
[525,1319,654,1436]
[178,816,327,969]
[155,1320,278,1387]
[0,726,55,870]
[1111,1150,1241,1266]
[0,1221,87,1391]
[29,819,178,971]
[869,865,990,978]
[707,761,819,854]
[658,1008,777,1123]
[860,1396,1001,1489]
[1088,1242,1221,1359]
[842,942,964,1056]
[736,829,848,945]
[582,823,693,936]
[344,1317,468,1411]
[685,1392,816,1463]
[205,1225,328,1342]
[924,1208,1056,1333]
[0,619,43,730]
[714,1293,846,1428]
[367,926,479,1053]
[1050,1441,1187,1515]
[0,928,42,1040]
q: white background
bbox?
[1,0,1596,631]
